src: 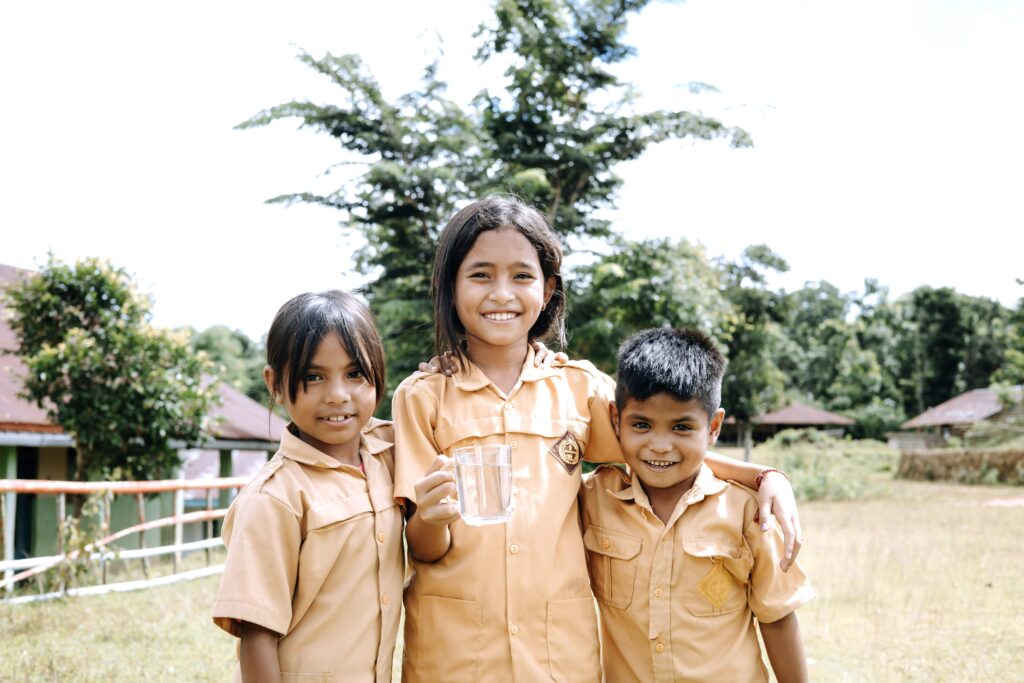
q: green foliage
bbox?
[566,237,730,373]
[4,257,217,481]
[239,0,748,408]
[719,246,789,444]
[188,325,266,404]
[759,429,899,501]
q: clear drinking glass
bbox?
[452,444,513,526]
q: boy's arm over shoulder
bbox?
[734,483,815,624]
[212,463,301,638]
[559,359,622,464]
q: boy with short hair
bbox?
[580,328,814,682]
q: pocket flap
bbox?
[306,494,374,530]
[583,526,642,560]
[682,537,745,560]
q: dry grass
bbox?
[797,480,1024,682]
[2,479,1022,682]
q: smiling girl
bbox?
[213,291,403,682]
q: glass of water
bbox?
[452,444,513,526]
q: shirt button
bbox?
[381,593,389,605]
[655,643,665,653]
[512,486,519,495]
[601,538,611,550]
[504,403,514,411]
[510,440,518,449]
[654,587,663,598]
[377,532,386,543]
[510,544,520,554]
[510,624,519,635]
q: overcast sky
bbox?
[3,0,1022,341]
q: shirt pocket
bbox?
[582,526,643,609]
[546,596,601,683]
[300,494,374,573]
[413,594,482,682]
[681,537,752,617]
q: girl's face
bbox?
[455,228,554,359]
[266,333,377,464]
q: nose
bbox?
[487,276,515,303]
[646,435,672,455]
[324,376,350,404]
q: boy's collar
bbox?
[612,463,728,508]
[452,345,560,391]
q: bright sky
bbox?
[3,0,1022,341]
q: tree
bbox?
[567,237,730,373]
[719,245,789,459]
[189,325,266,404]
[4,257,217,482]
[239,0,748,412]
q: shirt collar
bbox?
[277,421,393,468]
[451,345,560,392]
[613,462,728,508]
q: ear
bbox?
[609,402,621,439]
[543,276,556,306]
[707,408,725,445]
[263,366,283,405]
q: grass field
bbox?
[3,470,1022,681]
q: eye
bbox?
[346,368,365,380]
[631,421,650,430]
[468,271,490,279]
[304,372,323,382]
[514,272,536,280]
[673,423,693,433]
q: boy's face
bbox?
[612,393,725,494]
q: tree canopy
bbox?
[5,257,217,481]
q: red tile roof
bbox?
[752,402,855,426]
[901,387,1019,429]
[0,263,284,443]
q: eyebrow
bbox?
[463,260,539,271]
[624,411,700,423]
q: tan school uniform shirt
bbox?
[393,348,622,683]
[212,418,404,683]
[580,463,815,683]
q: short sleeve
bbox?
[745,518,816,623]
[392,379,441,504]
[583,369,622,464]
[212,491,300,637]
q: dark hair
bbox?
[265,290,386,406]
[431,195,566,365]
[615,328,727,418]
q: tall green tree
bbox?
[4,257,217,482]
[567,237,731,373]
[718,245,789,459]
[239,0,747,412]
[189,325,266,404]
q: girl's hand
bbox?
[758,471,803,571]
[413,456,460,527]
[531,340,568,367]
[419,352,458,376]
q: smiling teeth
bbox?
[323,415,351,422]
[646,461,674,467]
[484,312,517,321]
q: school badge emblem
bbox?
[549,430,582,474]
[697,559,733,611]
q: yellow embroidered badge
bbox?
[697,559,733,611]
[549,430,582,474]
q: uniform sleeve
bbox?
[745,515,816,623]
[212,490,300,637]
[392,379,441,504]
[583,369,623,464]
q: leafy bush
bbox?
[758,429,899,501]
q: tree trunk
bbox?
[741,422,753,462]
